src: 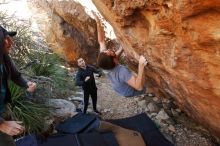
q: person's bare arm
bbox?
[127,56,147,91]
[115,45,124,58]
[141,68,145,88]
[92,11,107,52]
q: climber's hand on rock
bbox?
[139,56,148,68]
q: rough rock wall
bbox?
[92,0,220,138]
[29,0,99,65]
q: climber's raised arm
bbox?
[92,11,107,52]
[115,45,124,58]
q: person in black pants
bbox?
[75,58,102,114]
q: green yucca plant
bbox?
[28,53,62,76]
[31,56,56,77]
[28,52,74,89]
[8,81,50,134]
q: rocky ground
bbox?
[70,76,219,146]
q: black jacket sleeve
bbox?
[6,56,28,88]
[89,65,102,77]
[75,71,84,86]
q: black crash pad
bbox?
[56,113,99,134]
[108,113,174,146]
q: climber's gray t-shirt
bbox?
[107,65,146,97]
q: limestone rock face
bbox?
[29,0,99,65]
[92,0,220,138]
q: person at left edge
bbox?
[0,26,36,146]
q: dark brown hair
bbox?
[97,52,116,70]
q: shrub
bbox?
[9,81,51,134]
[26,52,76,98]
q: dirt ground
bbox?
[93,76,219,146]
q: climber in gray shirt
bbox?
[93,12,148,97]
[107,64,147,97]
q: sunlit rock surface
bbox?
[28,0,99,65]
[92,0,220,138]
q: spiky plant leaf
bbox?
[9,81,50,134]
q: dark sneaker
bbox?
[94,110,102,115]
